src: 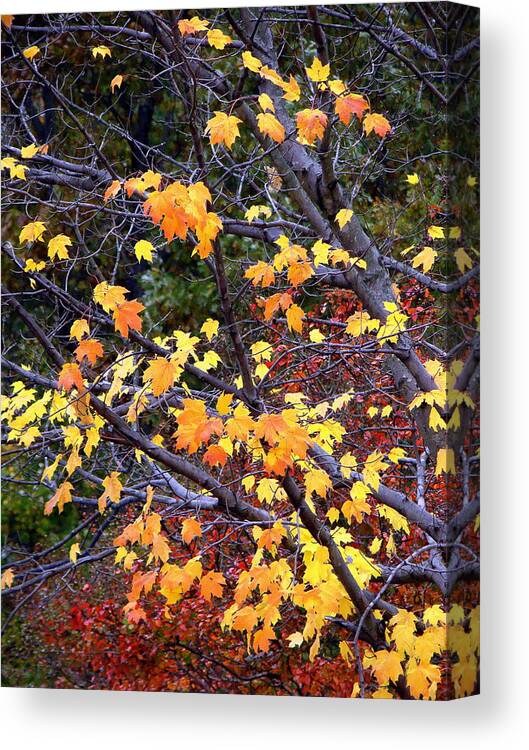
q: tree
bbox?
[1,4,479,699]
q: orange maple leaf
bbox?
[263,291,292,321]
[254,413,289,444]
[287,261,314,286]
[295,109,328,145]
[57,362,84,392]
[203,444,228,468]
[75,339,104,365]
[363,112,391,138]
[113,300,144,338]
[245,260,275,288]
[232,606,258,633]
[253,626,275,652]
[200,570,226,602]
[143,357,179,396]
[335,94,368,125]
[103,179,122,202]
[181,517,202,545]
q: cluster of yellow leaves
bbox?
[16,220,75,267]
[222,514,382,660]
[1,380,76,451]
[244,204,272,224]
[176,16,232,50]
[1,156,27,181]
[376,301,409,344]
[407,359,475,440]
[0,140,45,180]
[362,604,479,699]
[241,51,301,102]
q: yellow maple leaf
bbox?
[200,318,219,341]
[47,234,72,261]
[245,204,272,223]
[406,658,441,699]
[286,303,305,333]
[339,640,354,665]
[411,246,437,273]
[288,631,304,648]
[1,157,27,180]
[216,392,233,415]
[365,648,403,684]
[23,46,40,61]
[93,281,128,312]
[455,247,472,273]
[92,45,111,60]
[328,78,346,95]
[134,239,155,262]
[23,258,44,272]
[406,173,419,185]
[225,403,255,441]
[44,481,74,515]
[257,112,285,143]
[342,494,371,524]
[280,75,301,102]
[435,447,456,475]
[143,357,179,396]
[20,143,39,159]
[335,208,354,229]
[427,225,445,239]
[98,472,123,513]
[305,56,330,82]
[207,28,232,50]
[241,50,262,73]
[205,111,242,149]
[304,468,332,498]
[258,93,275,113]
[69,543,81,563]
[19,221,46,244]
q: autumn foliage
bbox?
[1,5,479,699]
